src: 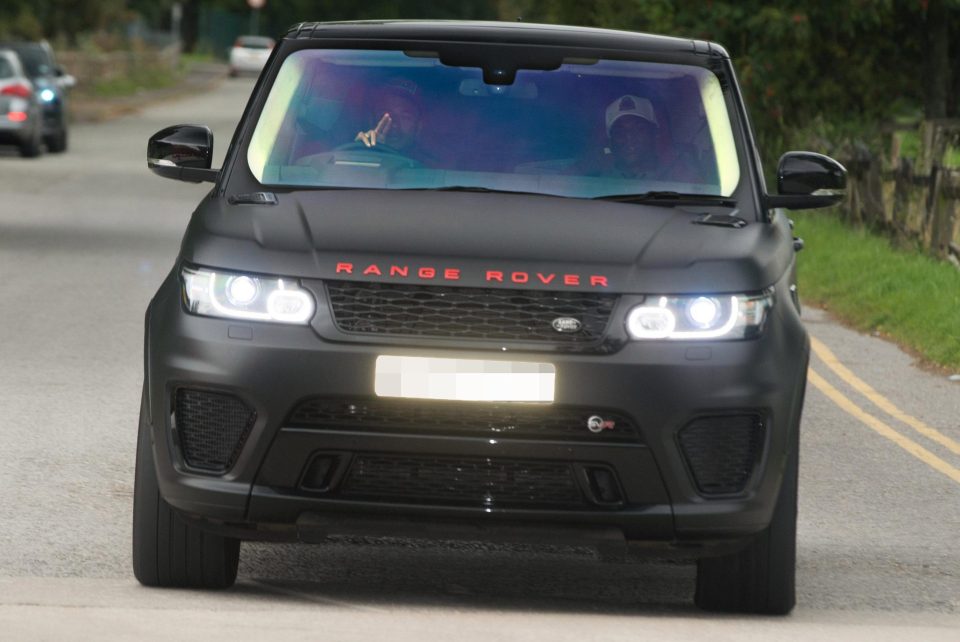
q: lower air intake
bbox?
[677,415,765,496]
[174,389,256,473]
[340,454,585,508]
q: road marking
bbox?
[808,369,960,485]
[810,336,960,456]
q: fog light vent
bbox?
[173,389,256,473]
[677,415,765,496]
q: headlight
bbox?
[181,266,315,324]
[625,291,773,340]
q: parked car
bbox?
[0,50,43,157]
[136,20,846,615]
[0,40,73,153]
[228,35,275,77]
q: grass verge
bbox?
[792,211,960,371]
[82,66,179,99]
[898,130,960,167]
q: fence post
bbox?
[926,121,960,257]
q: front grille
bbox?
[677,415,765,496]
[173,389,257,473]
[325,281,618,344]
[288,397,640,441]
[339,454,585,507]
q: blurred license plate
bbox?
[375,356,555,402]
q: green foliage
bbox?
[5,7,43,40]
[83,65,178,98]
[254,0,498,32]
[792,211,960,370]
[0,1,130,43]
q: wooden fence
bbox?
[841,119,960,267]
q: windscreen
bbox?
[0,57,13,79]
[247,49,741,199]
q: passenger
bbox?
[604,94,661,179]
[579,94,702,183]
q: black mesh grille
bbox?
[325,281,618,344]
[677,415,765,496]
[174,389,256,473]
[340,454,584,507]
[288,397,639,441]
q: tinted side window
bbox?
[0,57,13,79]
[11,45,50,77]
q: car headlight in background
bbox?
[39,89,56,103]
[625,291,773,340]
[182,266,315,324]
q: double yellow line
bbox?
[808,336,960,485]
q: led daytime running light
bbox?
[625,292,771,341]
[182,267,315,324]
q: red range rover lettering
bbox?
[333,262,609,288]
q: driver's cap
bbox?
[605,95,657,135]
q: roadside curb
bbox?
[69,62,229,124]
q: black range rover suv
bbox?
[134,20,846,615]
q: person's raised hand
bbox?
[355,112,392,147]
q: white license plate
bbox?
[375,356,555,403]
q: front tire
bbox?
[19,123,42,158]
[46,123,68,153]
[694,429,799,615]
[132,388,240,589]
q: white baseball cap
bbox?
[605,95,658,134]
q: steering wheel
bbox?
[331,141,423,168]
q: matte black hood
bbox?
[181,190,792,294]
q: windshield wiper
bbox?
[594,191,737,207]
[405,186,564,198]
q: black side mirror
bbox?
[147,124,218,183]
[55,66,76,89]
[765,152,846,210]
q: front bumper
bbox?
[145,268,808,546]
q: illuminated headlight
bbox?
[39,89,56,102]
[181,266,315,324]
[626,291,773,340]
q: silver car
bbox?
[0,50,43,157]
[228,35,274,77]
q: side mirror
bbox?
[55,66,76,89]
[147,124,218,183]
[765,152,846,210]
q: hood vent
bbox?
[692,212,747,228]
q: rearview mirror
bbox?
[147,124,218,183]
[765,152,846,210]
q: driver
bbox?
[355,77,423,153]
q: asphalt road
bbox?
[0,79,958,640]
